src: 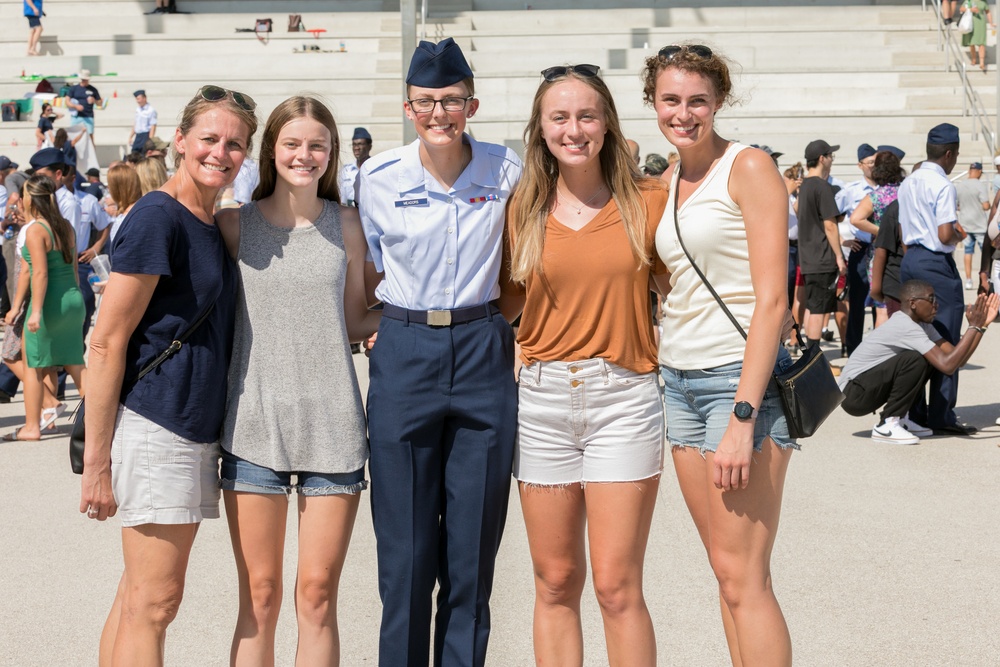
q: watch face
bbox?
[734,401,754,420]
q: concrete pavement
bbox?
[1,331,998,666]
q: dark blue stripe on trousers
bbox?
[367,312,517,667]
[900,245,962,427]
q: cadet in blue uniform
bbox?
[897,122,974,435]
[358,38,522,667]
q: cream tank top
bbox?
[655,143,757,370]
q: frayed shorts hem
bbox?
[220,478,369,496]
[669,436,801,457]
[515,469,663,488]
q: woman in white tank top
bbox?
[641,45,796,666]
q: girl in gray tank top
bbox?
[215,96,382,665]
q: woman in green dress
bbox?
[2,174,86,441]
[960,0,995,73]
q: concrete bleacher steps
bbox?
[0,0,994,177]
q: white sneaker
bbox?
[965,278,974,290]
[899,415,933,438]
[872,417,920,445]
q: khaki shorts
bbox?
[110,405,220,527]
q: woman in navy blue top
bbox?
[79,86,258,665]
[34,103,60,148]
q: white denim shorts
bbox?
[111,405,221,527]
[513,358,664,485]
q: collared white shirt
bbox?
[74,188,110,254]
[134,103,157,133]
[56,186,82,252]
[339,162,360,206]
[359,135,522,311]
[836,179,876,243]
[897,162,958,253]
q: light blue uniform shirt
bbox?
[74,189,110,254]
[897,162,958,253]
[133,103,157,133]
[359,135,522,311]
[339,162,359,206]
[836,179,875,243]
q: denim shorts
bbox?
[514,358,664,485]
[219,448,367,496]
[110,405,220,527]
[964,232,984,254]
[660,348,799,454]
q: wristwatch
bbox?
[733,401,758,421]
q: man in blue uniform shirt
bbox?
[897,122,975,435]
[359,38,522,667]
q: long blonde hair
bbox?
[509,70,650,283]
[136,157,168,195]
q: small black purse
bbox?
[670,173,843,439]
[70,302,216,474]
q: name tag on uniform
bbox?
[395,198,428,208]
[469,194,500,203]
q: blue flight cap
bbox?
[352,127,372,141]
[970,161,983,170]
[857,143,876,161]
[877,144,905,160]
[927,123,960,145]
[29,147,67,170]
[133,89,146,97]
[0,156,17,171]
[406,37,474,88]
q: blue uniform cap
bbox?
[927,123,960,145]
[857,143,876,161]
[352,127,372,141]
[876,145,905,160]
[0,156,17,171]
[970,161,983,170]
[133,89,146,97]
[29,147,67,170]
[406,37,474,88]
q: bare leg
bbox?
[804,312,826,341]
[225,490,288,667]
[293,491,361,666]
[99,574,126,667]
[64,363,86,398]
[835,300,848,345]
[112,523,200,667]
[519,483,587,666]
[17,364,47,440]
[979,45,987,71]
[586,478,659,666]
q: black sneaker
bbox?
[821,330,834,342]
[932,422,977,436]
[0,389,10,404]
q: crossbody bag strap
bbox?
[135,300,216,381]
[672,164,748,342]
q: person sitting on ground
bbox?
[838,279,998,445]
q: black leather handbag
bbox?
[670,173,843,439]
[70,302,216,474]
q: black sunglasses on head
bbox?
[658,44,713,60]
[540,64,601,81]
[198,85,257,112]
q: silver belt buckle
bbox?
[426,310,452,327]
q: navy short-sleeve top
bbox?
[110,191,237,443]
[37,116,53,134]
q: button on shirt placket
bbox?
[444,194,457,301]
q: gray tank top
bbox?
[221,200,368,473]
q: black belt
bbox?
[382,301,500,327]
[905,244,950,256]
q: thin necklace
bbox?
[557,184,606,215]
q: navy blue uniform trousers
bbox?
[900,245,963,427]
[367,310,517,667]
[845,241,872,355]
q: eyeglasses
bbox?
[406,96,475,114]
[911,295,938,305]
[198,85,257,112]
[658,44,713,60]
[540,64,601,81]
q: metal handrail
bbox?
[928,0,997,155]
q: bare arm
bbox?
[341,207,382,341]
[938,220,964,245]
[4,256,31,326]
[363,261,383,309]
[718,147,790,491]
[80,272,159,520]
[849,197,879,237]
[924,293,999,373]
[497,221,525,322]
[870,247,888,304]
[215,207,240,259]
[824,218,847,274]
[79,226,110,264]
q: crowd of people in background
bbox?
[0,31,998,667]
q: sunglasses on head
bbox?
[540,64,601,81]
[658,44,713,61]
[198,85,257,112]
